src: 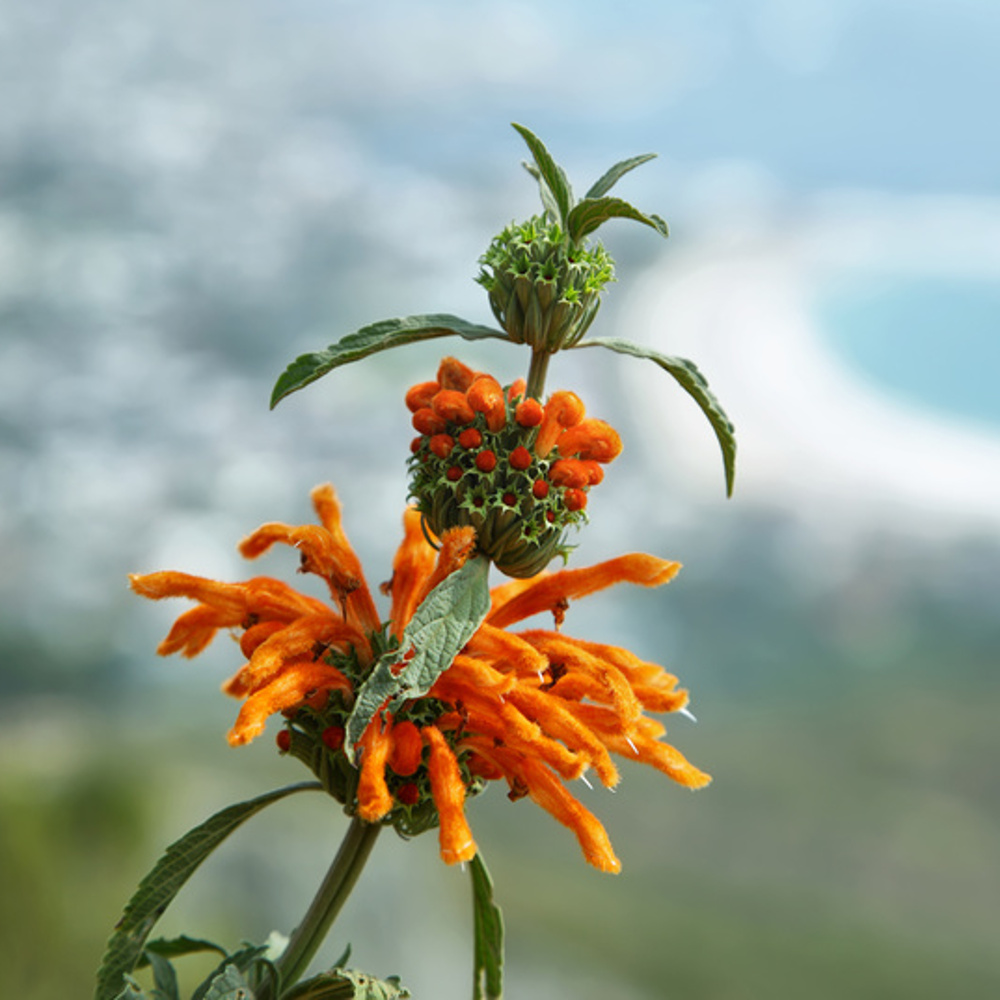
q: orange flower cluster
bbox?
[131,485,709,873]
[407,357,623,578]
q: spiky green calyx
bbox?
[476,215,614,351]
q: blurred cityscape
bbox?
[1,2,998,998]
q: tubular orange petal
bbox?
[464,623,549,679]
[424,726,477,865]
[554,419,623,463]
[605,732,712,790]
[519,632,642,728]
[534,391,586,458]
[227,661,351,746]
[386,507,438,636]
[484,747,621,874]
[416,526,477,603]
[357,718,395,821]
[487,554,682,629]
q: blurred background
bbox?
[1,1,998,997]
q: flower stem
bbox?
[260,817,382,998]
[525,348,551,400]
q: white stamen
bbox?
[626,737,639,756]
[679,706,698,723]
[579,772,593,790]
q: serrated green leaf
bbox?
[147,950,179,1000]
[584,152,658,199]
[201,965,255,1000]
[270,315,507,408]
[94,782,321,1000]
[511,123,573,228]
[566,196,669,245]
[572,337,737,497]
[345,556,491,761]
[283,968,410,1000]
[471,853,504,1000]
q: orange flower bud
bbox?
[476,450,497,473]
[506,378,526,401]
[555,419,622,463]
[458,428,482,449]
[396,782,421,806]
[532,479,550,499]
[564,488,588,512]
[428,434,455,459]
[467,375,507,432]
[514,398,544,428]
[405,381,440,413]
[389,719,424,776]
[276,729,291,753]
[437,356,476,392]
[412,408,447,436]
[509,446,532,470]
[432,389,475,425]
[549,458,604,488]
[535,391,586,457]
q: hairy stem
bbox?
[259,817,382,998]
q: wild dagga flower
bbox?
[130,482,709,873]
[100,125,738,1000]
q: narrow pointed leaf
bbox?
[270,315,507,408]
[511,123,573,227]
[471,853,505,1000]
[140,936,229,964]
[345,556,491,760]
[584,153,657,199]
[573,337,737,496]
[520,161,563,225]
[94,782,321,1000]
[567,197,669,245]
[192,946,271,1000]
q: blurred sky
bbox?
[1,0,997,668]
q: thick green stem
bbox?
[525,348,551,400]
[260,817,382,998]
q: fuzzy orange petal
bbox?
[386,507,438,637]
[482,746,621,873]
[424,725,477,865]
[487,554,682,629]
[416,526,477,604]
[464,623,549,679]
[356,717,395,822]
[388,719,424,777]
[227,661,351,746]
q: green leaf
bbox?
[140,936,229,965]
[192,946,272,1000]
[471,853,505,1000]
[572,337,737,497]
[270,315,507,408]
[566,196,669,245]
[345,556,491,761]
[201,965,255,1000]
[147,950,179,1000]
[283,968,410,1000]
[113,976,151,1000]
[511,123,573,228]
[584,152,658,199]
[94,782,321,1000]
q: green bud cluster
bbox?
[476,215,614,351]
[408,390,588,579]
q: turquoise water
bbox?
[817,278,1000,430]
